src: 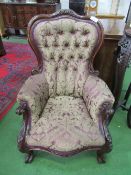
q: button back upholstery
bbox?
[31,17,99,97]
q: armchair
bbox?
[16,10,115,163]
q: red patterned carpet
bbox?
[0,42,37,120]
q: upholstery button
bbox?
[79,54,83,59]
[50,52,55,60]
[44,43,48,48]
[66,60,69,64]
[70,55,74,59]
[57,29,63,35]
[43,39,48,48]
[59,54,63,60]
[70,28,76,34]
[83,40,89,47]
[64,41,69,47]
[54,42,59,47]
[46,30,51,36]
[74,67,77,71]
[53,37,59,47]
[65,66,68,71]
[74,42,80,48]
[82,29,90,35]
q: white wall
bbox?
[118,0,130,17]
[97,0,112,15]
[97,0,130,19]
[60,0,69,9]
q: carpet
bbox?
[0,42,37,120]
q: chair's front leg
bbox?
[97,151,106,164]
[16,101,33,163]
[96,102,114,164]
[25,151,34,163]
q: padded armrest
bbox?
[83,75,115,122]
[17,73,49,126]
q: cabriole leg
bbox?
[25,151,34,163]
[97,151,106,164]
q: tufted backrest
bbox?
[28,10,103,97]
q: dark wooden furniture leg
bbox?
[114,82,131,128]
[123,83,131,107]
[97,151,106,164]
[25,151,34,163]
[0,35,6,56]
[127,106,131,128]
[121,83,131,128]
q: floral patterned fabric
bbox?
[17,17,115,153]
[83,75,115,123]
[33,18,98,97]
[26,96,105,152]
[17,73,49,126]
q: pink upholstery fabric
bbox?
[83,75,115,122]
[17,73,49,126]
[26,96,105,152]
[17,17,115,153]
[33,18,98,97]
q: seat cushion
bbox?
[26,96,105,152]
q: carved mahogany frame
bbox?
[16,9,114,163]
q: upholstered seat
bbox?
[26,96,105,152]
[16,10,115,163]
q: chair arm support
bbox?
[83,75,115,123]
[16,101,28,115]
[17,73,49,126]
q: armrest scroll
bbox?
[83,75,115,122]
[16,101,28,115]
